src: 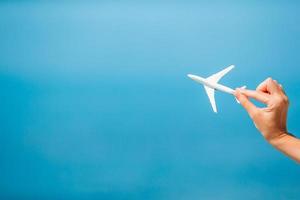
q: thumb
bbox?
[235,89,259,118]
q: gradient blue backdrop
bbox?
[0,1,300,199]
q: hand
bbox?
[234,78,289,144]
[235,78,300,163]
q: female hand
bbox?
[235,78,300,163]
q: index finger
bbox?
[238,89,269,104]
[256,77,280,94]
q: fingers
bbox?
[235,89,259,118]
[256,77,281,95]
[273,80,287,95]
[237,89,269,104]
[249,77,289,107]
[256,78,269,93]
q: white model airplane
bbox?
[187,65,245,113]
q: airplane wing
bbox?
[204,85,217,113]
[206,65,234,83]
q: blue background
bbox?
[0,1,300,199]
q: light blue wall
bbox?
[0,1,300,199]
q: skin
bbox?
[234,77,300,163]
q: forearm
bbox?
[269,132,300,163]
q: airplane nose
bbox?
[187,74,201,82]
[187,74,196,79]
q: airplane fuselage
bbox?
[190,75,235,95]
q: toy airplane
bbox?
[187,65,245,113]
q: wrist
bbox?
[267,131,290,147]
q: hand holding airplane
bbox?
[235,78,300,163]
[188,67,300,163]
